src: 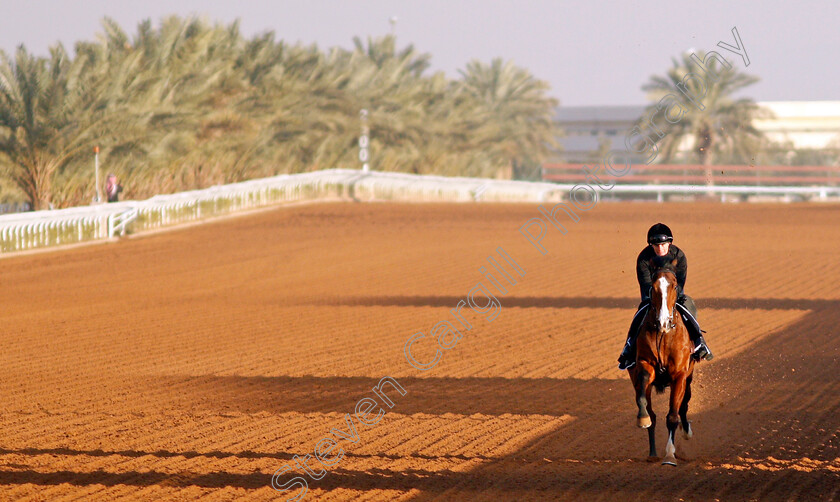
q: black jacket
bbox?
[636,244,687,300]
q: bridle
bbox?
[652,281,677,333]
[656,302,677,332]
[650,275,677,370]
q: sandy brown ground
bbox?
[0,201,838,501]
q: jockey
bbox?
[617,223,714,370]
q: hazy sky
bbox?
[1,0,837,106]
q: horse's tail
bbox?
[653,368,671,393]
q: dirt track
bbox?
[0,201,838,501]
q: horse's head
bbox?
[650,266,678,333]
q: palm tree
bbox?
[102,16,252,195]
[0,45,137,209]
[352,35,430,77]
[641,52,769,182]
[0,17,237,208]
[0,17,570,205]
[457,58,559,177]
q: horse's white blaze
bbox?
[657,276,670,327]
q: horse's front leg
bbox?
[645,381,657,459]
[663,374,687,466]
[634,362,655,429]
[680,373,693,440]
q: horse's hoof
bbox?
[637,416,652,428]
[683,424,693,440]
[662,456,677,466]
[646,455,659,463]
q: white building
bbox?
[556,101,840,163]
[753,101,840,150]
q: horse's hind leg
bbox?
[646,396,657,458]
[680,374,693,439]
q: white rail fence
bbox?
[1,169,838,253]
[545,182,840,203]
[0,170,564,253]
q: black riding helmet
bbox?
[647,223,673,244]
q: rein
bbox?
[654,316,666,372]
[651,290,677,373]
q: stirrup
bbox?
[692,344,713,362]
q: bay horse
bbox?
[628,265,695,466]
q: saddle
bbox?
[675,302,704,337]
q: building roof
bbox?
[555,105,645,123]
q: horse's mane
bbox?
[653,266,677,279]
[650,257,679,279]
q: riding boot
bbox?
[617,335,636,370]
[678,294,714,362]
[618,301,649,370]
[691,335,714,361]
